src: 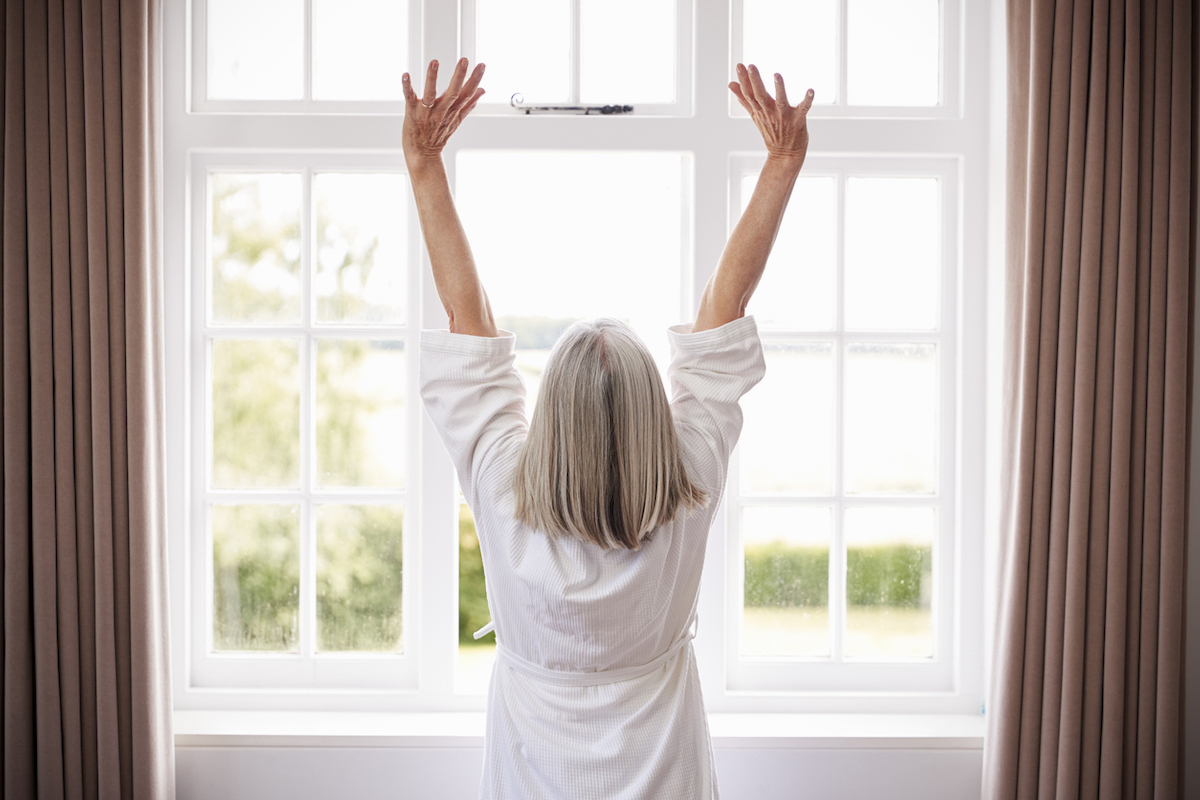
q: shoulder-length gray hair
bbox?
[513,318,707,550]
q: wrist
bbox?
[764,151,805,173]
[405,151,446,180]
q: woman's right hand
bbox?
[729,64,814,167]
[402,58,486,168]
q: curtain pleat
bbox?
[1,0,172,797]
[985,0,1195,797]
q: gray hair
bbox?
[513,318,707,550]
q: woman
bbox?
[403,58,813,800]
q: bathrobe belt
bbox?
[474,618,697,687]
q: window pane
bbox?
[316,505,404,652]
[742,507,831,657]
[212,339,300,488]
[844,177,940,331]
[457,152,685,370]
[847,0,939,106]
[580,0,675,104]
[741,343,834,494]
[208,0,303,99]
[210,173,302,325]
[476,0,570,103]
[844,507,934,658]
[457,503,495,693]
[315,340,405,489]
[742,0,836,105]
[844,343,936,494]
[212,504,300,652]
[741,174,836,330]
[312,0,408,100]
[314,173,408,324]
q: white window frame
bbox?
[164,0,989,715]
[458,0,694,116]
[724,154,958,695]
[729,0,963,119]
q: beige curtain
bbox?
[985,0,1195,797]
[1,0,172,798]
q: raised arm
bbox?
[402,58,499,337]
[692,65,815,333]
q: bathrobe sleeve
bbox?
[419,330,528,507]
[667,315,766,498]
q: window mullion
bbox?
[569,0,581,103]
[300,168,315,659]
[837,0,849,105]
[303,0,313,101]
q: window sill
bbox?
[173,710,985,751]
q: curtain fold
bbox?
[985,0,1195,797]
[1,0,172,798]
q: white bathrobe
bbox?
[419,315,765,800]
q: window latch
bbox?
[510,93,633,115]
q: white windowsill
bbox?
[173,710,985,751]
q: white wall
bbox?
[175,745,984,800]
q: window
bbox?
[165,0,988,714]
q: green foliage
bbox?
[210,174,301,323]
[210,175,403,653]
[212,339,300,488]
[846,543,931,608]
[315,189,383,322]
[316,505,404,652]
[743,543,829,608]
[744,542,932,609]
[315,339,373,486]
[497,315,578,349]
[458,506,492,644]
[212,505,300,651]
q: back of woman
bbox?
[405,56,811,800]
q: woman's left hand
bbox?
[402,58,486,166]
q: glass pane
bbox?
[457,152,685,375]
[210,173,303,325]
[208,0,303,99]
[212,339,300,488]
[844,507,934,658]
[457,503,495,693]
[580,0,675,104]
[313,0,408,100]
[476,0,570,103]
[315,340,406,489]
[844,177,939,330]
[314,173,408,324]
[742,507,831,658]
[844,343,936,494]
[742,0,836,105]
[211,504,299,652]
[740,343,834,493]
[741,174,836,330]
[847,0,939,106]
[316,505,404,652]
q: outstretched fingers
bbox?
[402,73,417,107]
[458,87,486,117]
[773,73,789,108]
[422,59,439,106]
[746,65,775,110]
[444,57,469,103]
[448,62,486,114]
[728,81,754,113]
[797,87,816,115]
[735,64,761,112]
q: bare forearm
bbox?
[693,154,802,332]
[408,156,498,337]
